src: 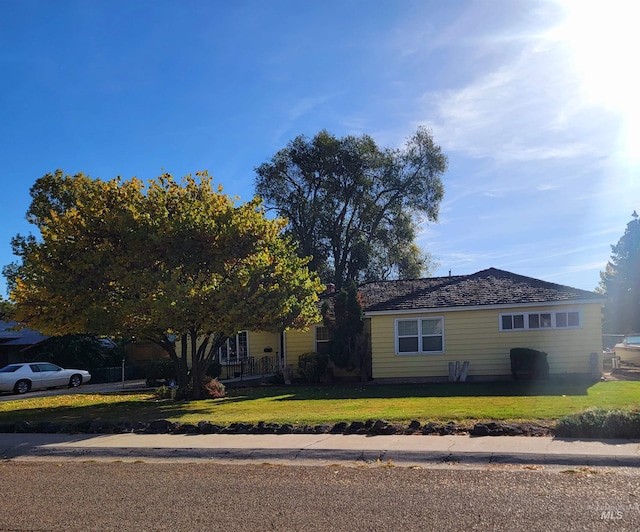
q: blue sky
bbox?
[1,0,638,295]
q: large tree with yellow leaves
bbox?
[4,170,322,398]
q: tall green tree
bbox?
[0,297,12,321]
[322,282,368,381]
[4,170,323,398]
[598,211,640,334]
[255,127,447,288]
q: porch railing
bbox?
[218,355,278,380]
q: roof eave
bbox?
[364,298,605,316]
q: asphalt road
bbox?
[0,461,639,531]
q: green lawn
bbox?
[0,380,639,426]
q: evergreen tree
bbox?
[599,211,640,333]
[322,282,368,380]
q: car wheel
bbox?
[14,380,31,395]
[69,374,82,388]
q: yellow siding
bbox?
[284,328,318,373]
[175,331,280,366]
[284,326,362,379]
[247,331,280,358]
[174,337,199,366]
[371,303,603,379]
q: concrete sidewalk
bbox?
[1,432,638,469]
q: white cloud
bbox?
[483,190,505,198]
[286,94,334,123]
[536,183,561,191]
[418,29,619,166]
[267,93,341,144]
[546,261,607,276]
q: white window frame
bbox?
[527,312,552,330]
[218,331,249,364]
[555,310,581,329]
[315,325,330,354]
[499,310,582,332]
[395,317,444,355]
[501,313,525,331]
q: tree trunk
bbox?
[178,335,189,389]
[189,331,228,400]
[189,330,202,400]
[151,331,228,401]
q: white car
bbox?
[0,362,91,395]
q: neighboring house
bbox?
[125,339,171,368]
[239,268,604,382]
[0,321,50,367]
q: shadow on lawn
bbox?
[228,379,597,402]
[0,380,602,424]
[0,396,221,424]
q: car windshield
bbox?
[626,335,640,345]
[0,364,22,373]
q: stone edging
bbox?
[0,419,552,437]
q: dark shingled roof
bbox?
[358,268,604,313]
[0,321,50,347]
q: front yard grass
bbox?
[1,380,639,427]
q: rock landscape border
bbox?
[0,419,551,437]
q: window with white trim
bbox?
[528,312,552,329]
[499,310,581,331]
[315,326,330,354]
[501,314,525,330]
[218,331,249,364]
[555,311,580,328]
[396,317,444,354]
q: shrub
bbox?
[202,376,226,398]
[170,377,225,400]
[271,368,286,385]
[154,385,172,399]
[510,348,549,380]
[555,408,640,439]
[298,352,329,383]
[145,359,177,386]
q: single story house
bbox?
[0,321,51,367]
[231,268,604,382]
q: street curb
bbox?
[9,445,640,468]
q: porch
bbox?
[218,355,279,383]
